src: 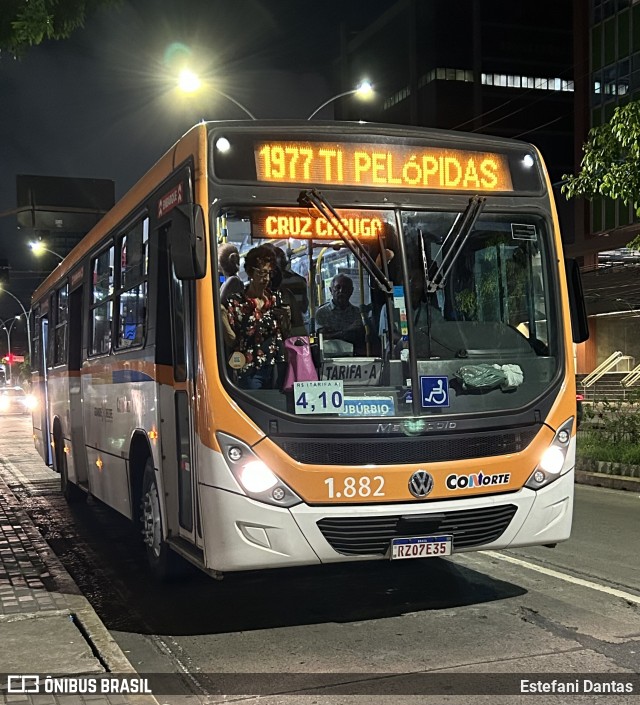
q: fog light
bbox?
[533,470,545,484]
[228,446,243,462]
[557,429,570,444]
[272,487,285,501]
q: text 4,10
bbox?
[293,381,344,415]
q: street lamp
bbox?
[0,288,31,361]
[0,316,19,382]
[307,80,374,120]
[177,69,256,120]
[29,241,64,261]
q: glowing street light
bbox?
[178,68,202,93]
[307,80,374,120]
[29,241,64,261]
[176,69,256,120]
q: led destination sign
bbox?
[255,141,513,192]
[252,208,391,240]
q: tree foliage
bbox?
[0,0,119,56]
[562,100,640,224]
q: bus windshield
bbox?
[216,206,559,420]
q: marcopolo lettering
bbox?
[446,471,511,490]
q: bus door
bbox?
[40,316,52,466]
[155,176,201,550]
[68,283,88,487]
[169,265,198,545]
[155,225,199,548]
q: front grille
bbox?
[316,504,518,556]
[278,428,537,465]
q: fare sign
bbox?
[255,141,513,192]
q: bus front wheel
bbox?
[140,460,179,580]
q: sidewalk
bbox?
[0,434,161,705]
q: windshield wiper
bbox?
[298,189,393,294]
[425,194,486,294]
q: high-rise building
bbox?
[338,0,574,230]
[569,0,640,376]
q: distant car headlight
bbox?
[0,396,9,412]
[24,394,37,410]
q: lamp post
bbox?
[0,317,18,383]
[307,80,374,120]
[177,69,256,120]
[0,288,31,361]
[29,241,64,261]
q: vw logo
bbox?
[408,470,434,498]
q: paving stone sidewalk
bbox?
[0,445,161,705]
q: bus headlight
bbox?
[525,418,574,490]
[239,460,278,493]
[216,432,302,507]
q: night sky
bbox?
[0,0,390,332]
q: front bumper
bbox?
[199,469,574,573]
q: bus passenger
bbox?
[270,265,306,336]
[315,273,366,355]
[272,246,309,314]
[223,245,290,389]
[218,242,244,303]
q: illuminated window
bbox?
[54,283,68,365]
[117,218,149,349]
[90,246,115,356]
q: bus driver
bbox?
[315,273,366,356]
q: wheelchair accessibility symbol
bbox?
[420,376,450,407]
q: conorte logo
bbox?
[408,470,434,498]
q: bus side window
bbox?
[90,245,115,355]
[117,218,149,348]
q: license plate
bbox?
[390,535,453,560]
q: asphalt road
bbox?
[1,414,639,704]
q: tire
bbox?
[59,439,85,503]
[140,459,181,581]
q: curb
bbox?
[575,469,640,492]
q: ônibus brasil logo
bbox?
[446,471,511,491]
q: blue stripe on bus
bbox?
[112,370,154,383]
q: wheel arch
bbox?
[51,415,64,472]
[128,430,153,525]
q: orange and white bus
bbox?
[31,121,588,579]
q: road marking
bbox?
[484,550,640,605]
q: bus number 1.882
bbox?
[324,476,385,499]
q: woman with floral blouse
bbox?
[223,244,290,389]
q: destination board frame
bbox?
[209,127,544,194]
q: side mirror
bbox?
[169,204,207,279]
[564,258,589,344]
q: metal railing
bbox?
[620,361,640,388]
[581,351,623,388]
